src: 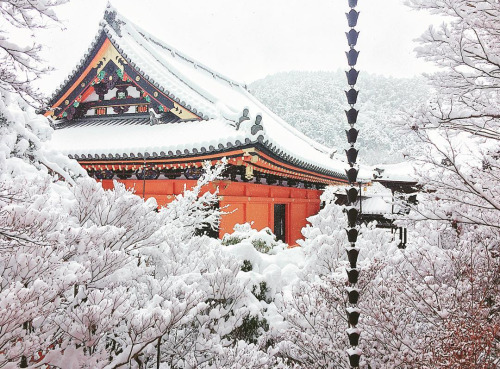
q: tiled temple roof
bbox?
[47,4,352,181]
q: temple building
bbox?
[45,5,348,244]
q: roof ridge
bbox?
[106,9,337,158]
[104,5,335,157]
[139,30,244,90]
[103,18,216,119]
[45,4,346,172]
[46,27,106,106]
[105,4,245,91]
[46,3,119,106]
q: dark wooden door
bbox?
[274,204,286,243]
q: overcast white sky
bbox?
[36,0,442,94]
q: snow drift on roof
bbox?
[48,4,351,178]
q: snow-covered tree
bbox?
[250,71,430,165]
[0,3,276,365]
[0,94,266,367]
[272,188,395,368]
[0,8,278,364]
[362,221,499,369]
[352,2,500,366]
[371,1,500,367]
[402,0,499,230]
[0,84,88,367]
[0,11,268,366]
[0,0,69,105]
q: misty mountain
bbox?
[249,70,430,165]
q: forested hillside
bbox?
[250,70,430,164]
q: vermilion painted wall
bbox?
[100,179,322,245]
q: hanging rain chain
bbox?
[344,0,362,367]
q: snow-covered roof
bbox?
[51,115,249,160]
[357,183,391,215]
[360,196,393,215]
[47,4,348,181]
[372,162,417,182]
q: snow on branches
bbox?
[0,0,69,105]
[402,1,500,233]
[393,1,500,367]
[401,0,500,249]
[0,88,274,367]
[405,0,500,140]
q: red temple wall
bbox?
[100,179,322,245]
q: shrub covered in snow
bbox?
[222,223,286,255]
[272,187,395,368]
[0,88,283,368]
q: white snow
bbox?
[48,119,245,158]
[371,162,418,182]
[48,5,350,177]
